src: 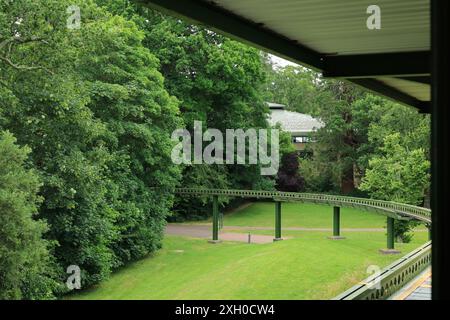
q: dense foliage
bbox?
[94,2,281,220]
[265,65,430,241]
[0,0,431,299]
[1,0,181,296]
[263,62,322,115]
[276,152,305,192]
[0,131,60,299]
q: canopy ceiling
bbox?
[140,0,431,112]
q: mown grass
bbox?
[216,201,387,228]
[71,201,428,300]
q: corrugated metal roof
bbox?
[142,0,431,110]
[377,77,430,101]
[209,0,430,107]
[214,0,429,55]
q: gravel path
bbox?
[165,224,278,244]
[165,224,427,244]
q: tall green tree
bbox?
[96,1,276,219]
[0,131,59,299]
[360,133,430,205]
[77,13,182,265]
[1,0,181,287]
[360,133,430,242]
[263,64,322,114]
[361,101,431,169]
[309,81,368,194]
[1,0,118,285]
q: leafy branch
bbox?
[0,36,53,74]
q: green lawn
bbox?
[218,202,387,228]
[71,232,427,300]
[70,202,428,300]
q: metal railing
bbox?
[175,188,431,223]
[333,242,431,300]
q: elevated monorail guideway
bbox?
[175,188,432,300]
[175,188,431,223]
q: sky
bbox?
[269,54,299,68]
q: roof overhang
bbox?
[138,0,431,113]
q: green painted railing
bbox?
[333,241,431,300]
[175,188,431,224]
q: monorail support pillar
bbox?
[380,217,400,254]
[208,195,221,243]
[274,201,283,241]
[328,206,345,240]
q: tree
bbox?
[360,133,430,206]
[263,64,322,114]
[299,157,339,193]
[261,64,377,194]
[276,152,305,192]
[358,98,431,205]
[97,3,276,219]
[308,81,368,194]
[0,131,59,299]
[360,133,430,242]
[1,0,182,287]
[360,101,430,170]
[77,13,182,265]
[1,0,118,285]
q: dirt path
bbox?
[165,224,278,244]
[165,224,427,244]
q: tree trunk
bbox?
[341,165,355,194]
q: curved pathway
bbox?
[165,224,426,243]
[165,224,277,244]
